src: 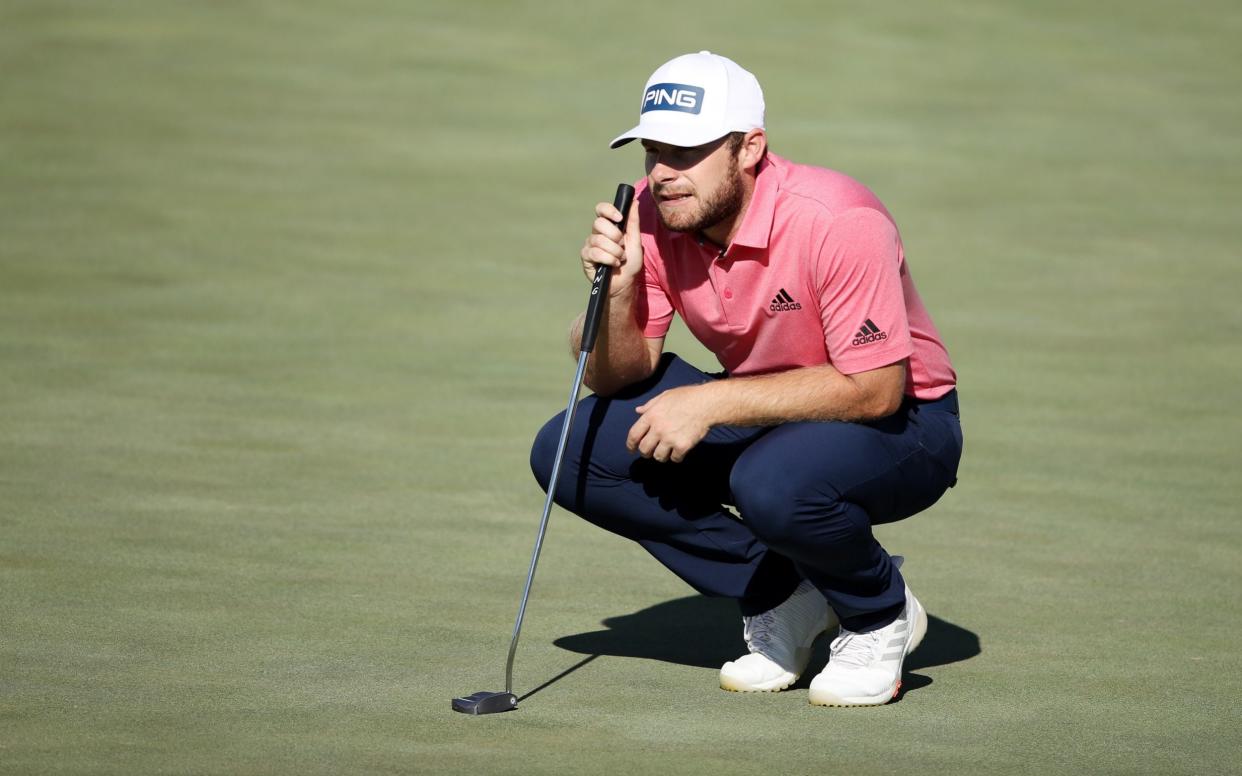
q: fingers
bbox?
[625,415,649,454]
[595,200,624,226]
[626,416,686,463]
[626,415,666,459]
[641,436,682,463]
[635,430,664,461]
[582,220,625,265]
[623,201,642,256]
[582,200,642,285]
[581,203,626,280]
[593,203,626,258]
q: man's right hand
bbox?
[580,199,643,297]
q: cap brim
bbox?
[608,123,732,150]
[608,127,642,149]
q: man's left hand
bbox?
[626,385,716,463]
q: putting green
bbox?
[2,1,1239,773]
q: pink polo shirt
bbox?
[634,153,956,400]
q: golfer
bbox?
[531,51,962,707]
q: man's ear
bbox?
[738,129,768,172]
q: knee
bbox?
[729,462,805,548]
[730,461,861,550]
[529,412,565,492]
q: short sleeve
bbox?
[634,198,674,339]
[815,207,914,374]
[636,250,674,337]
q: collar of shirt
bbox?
[684,152,786,259]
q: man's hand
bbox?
[623,361,907,460]
[581,199,643,297]
[626,384,717,463]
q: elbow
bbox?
[873,391,904,420]
[585,354,658,398]
[584,375,620,398]
[852,361,907,421]
[568,313,586,356]
[582,359,629,398]
[857,385,904,421]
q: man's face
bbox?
[642,136,744,235]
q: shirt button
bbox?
[723,288,733,299]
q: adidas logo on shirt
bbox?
[852,319,888,346]
[769,288,802,312]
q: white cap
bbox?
[609,51,765,149]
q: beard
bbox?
[654,164,745,234]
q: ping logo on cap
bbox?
[642,83,704,114]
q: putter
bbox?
[452,183,636,715]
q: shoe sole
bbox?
[807,595,927,707]
[719,610,836,693]
[719,667,800,693]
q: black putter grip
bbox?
[579,183,636,354]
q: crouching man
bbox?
[531,52,962,706]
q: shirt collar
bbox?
[726,152,784,252]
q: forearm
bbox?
[569,285,657,396]
[697,363,906,427]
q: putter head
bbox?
[451,691,518,715]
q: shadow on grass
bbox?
[537,594,979,699]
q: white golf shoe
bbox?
[807,586,927,707]
[719,580,836,692]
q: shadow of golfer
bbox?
[540,594,979,699]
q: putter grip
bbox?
[579,183,636,354]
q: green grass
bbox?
[2,1,1240,773]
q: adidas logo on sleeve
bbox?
[769,289,802,312]
[852,319,888,346]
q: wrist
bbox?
[695,380,731,427]
[608,272,640,299]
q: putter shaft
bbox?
[459,183,633,711]
[504,350,592,694]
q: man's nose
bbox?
[647,157,677,182]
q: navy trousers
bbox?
[530,353,963,632]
